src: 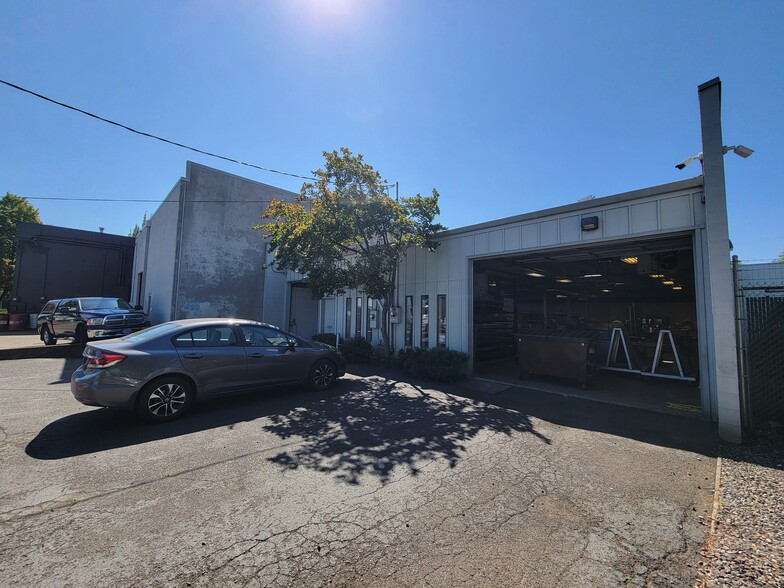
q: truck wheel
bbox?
[41,326,57,346]
[74,325,88,345]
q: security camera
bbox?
[675,154,702,170]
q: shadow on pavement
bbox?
[262,375,549,484]
[26,384,346,461]
[450,378,721,458]
[26,374,551,486]
[346,365,721,460]
[49,358,85,385]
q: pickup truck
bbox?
[37,297,150,345]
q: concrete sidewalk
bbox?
[0,331,84,360]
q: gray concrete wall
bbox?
[174,161,298,322]
[132,179,183,324]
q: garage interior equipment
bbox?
[472,235,701,411]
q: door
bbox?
[53,299,79,336]
[173,325,248,395]
[288,284,319,336]
[239,324,313,387]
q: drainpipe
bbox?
[732,255,750,434]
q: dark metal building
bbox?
[8,223,135,313]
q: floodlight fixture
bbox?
[725,145,754,158]
[675,144,754,170]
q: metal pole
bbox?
[732,255,751,434]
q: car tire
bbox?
[309,359,336,390]
[136,376,194,423]
[41,326,57,346]
[74,325,88,345]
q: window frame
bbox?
[405,295,414,347]
[420,295,430,349]
[437,294,447,348]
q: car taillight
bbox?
[86,352,126,368]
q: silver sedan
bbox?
[70,318,346,422]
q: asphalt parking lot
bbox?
[0,358,718,587]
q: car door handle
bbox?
[248,352,265,358]
[183,353,203,359]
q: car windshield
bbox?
[80,298,133,311]
[120,323,181,343]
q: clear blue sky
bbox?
[2,1,782,261]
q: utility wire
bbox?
[21,196,277,203]
[0,78,317,181]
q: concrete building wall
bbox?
[131,180,182,324]
[174,161,298,322]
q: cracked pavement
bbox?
[0,358,718,587]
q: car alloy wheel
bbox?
[310,360,336,390]
[137,376,193,422]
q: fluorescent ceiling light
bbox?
[620,257,638,264]
[672,286,683,291]
[649,274,664,279]
[662,280,675,285]
[526,272,545,278]
[583,273,602,278]
[556,278,572,283]
[601,288,612,293]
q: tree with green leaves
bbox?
[256,148,446,354]
[776,251,784,263]
[128,212,148,238]
[0,193,42,303]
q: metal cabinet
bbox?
[516,329,600,388]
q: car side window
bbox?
[41,302,56,314]
[60,300,77,313]
[239,325,292,348]
[173,327,237,348]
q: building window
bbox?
[405,296,414,347]
[420,295,430,349]
[366,298,373,342]
[355,296,363,338]
[437,294,447,348]
[345,297,352,338]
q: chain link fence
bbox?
[733,259,784,430]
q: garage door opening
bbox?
[472,235,702,416]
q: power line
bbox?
[0,78,317,181]
[21,196,278,204]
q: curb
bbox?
[0,345,85,361]
[709,456,722,536]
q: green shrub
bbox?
[310,333,337,347]
[338,336,375,364]
[393,347,469,382]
